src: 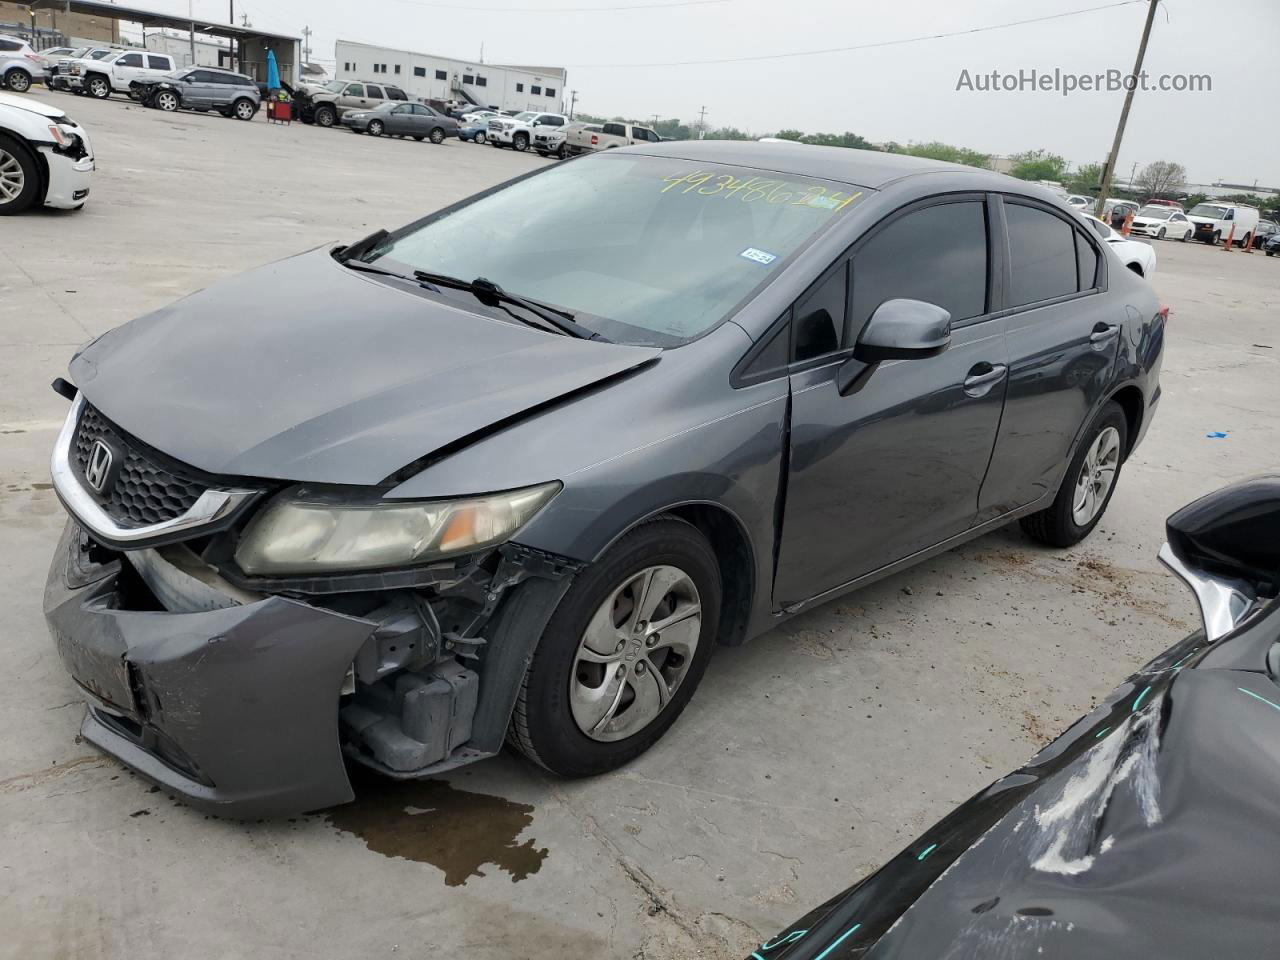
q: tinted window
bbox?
[602,122,626,136]
[118,53,143,67]
[544,115,564,126]
[386,86,407,100]
[190,70,219,83]
[1005,203,1078,307]
[344,83,364,96]
[531,85,541,95]
[0,39,20,52]
[477,76,487,87]
[793,262,847,362]
[1075,232,1098,290]
[546,87,555,97]
[146,55,171,70]
[462,75,474,84]
[414,66,425,77]
[435,69,447,80]
[516,82,524,92]
[850,201,987,335]
[742,317,792,380]
[366,84,384,98]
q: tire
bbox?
[513,132,529,152]
[86,75,110,99]
[1211,231,1221,246]
[429,127,445,144]
[1021,401,1128,548]
[557,143,568,160]
[367,119,384,136]
[473,131,486,144]
[1240,233,1252,249]
[536,150,548,157]
[315,105,336,127]
[508,518,722,777]
[1179,229,1189,242]
[155,90,179,112]
[5,69,32,93]
[232,97,255,121]
[1267,249,1275,257]
[0,133,40,215]
[1157,227,1166,240]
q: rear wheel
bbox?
[1021,402,1128,548]
[473,130,486,144]
[315,105,336,127]
[232,97,255,121]
[367,119,384,136]
[0,133,40,215]
[5,69,32,93]
[429,126,445,144]
[155,90,179,112]
[508,518,721,776]
[86,75,110,99]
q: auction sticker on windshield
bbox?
[740,247,778,265]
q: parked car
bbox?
[0,90,93,213]
[533,121,582,158]
[1143,197,1183,210]
[1264,231,1280,256]
[563,119,662,156]
[132,67,260,120]
[459,116,492,143]
[57,46,125,95]
[0,34,41,92]
[72,49,176,100]
[488,110,567,151]
[745,475,1280,960]
[1103,198,1139,229]
[29,45,77,84]
[1186,200,1260,246]
[45,45,103,90]
[295,79,409,127]
[340,100,456,142]
[44,143,1163,817]
[1079,212,1158,277]
[1128,205,1193,241]
[1064,194,1092,209]
[1251,219,1278,248]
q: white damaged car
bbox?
[0,91,93,214]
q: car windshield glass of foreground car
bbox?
[366,154,867,344]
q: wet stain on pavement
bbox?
[324,776,548,886]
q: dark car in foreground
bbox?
[45,143,1164,816]
[131,66,260,120]
[747,475,1280,960]
[339,100,457,142]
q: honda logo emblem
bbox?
[85,440,113,493]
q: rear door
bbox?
[773,195,1009,606]
[977,197,1119,519]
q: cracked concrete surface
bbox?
[2,91,1277,960]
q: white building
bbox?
[142,28,230,69]
[334,40,566,115]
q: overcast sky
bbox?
[145,0,1275,185]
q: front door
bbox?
[774,196,1009,606]
[977,197,1121,518]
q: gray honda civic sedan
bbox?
[45,141,1164,816]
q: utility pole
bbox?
[1128,160,1138,191]
[301,25,312,65]
[1094,0,1159,216]
[696,105,707,138]
[568,89,578,119]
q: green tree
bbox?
[774,128,807,141]
[704,126,753,141]
[653,118,692,140]
[1008,149,1070,182]
[1066,162,1105,195]
[1135,161,1186,199]
[1182,192,1208,211]
[899,141,991,168]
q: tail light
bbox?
[1158,304,1169,321]
[25,53,41,62]
[590,134,598,145]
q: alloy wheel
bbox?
[0,147,25,204]
[430,127,445,144]
[569,565,702,743]
[1072,426,1121,526]
[88,77,109,98]
[8,71,31,92]
[474,131,485,144]
[368,120,383,136]
[157,91,178,111]
[235,99,254,120]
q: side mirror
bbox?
[1159,475,1280,640]
[853,299,951,364]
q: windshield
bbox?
[514,112,536,121]
[370,154,869,345]
[68,47,90,57]
[1188,204,1228,218]
[102,52,122,63]
[89,49,113,60]
[1138,206,1173,219]
[323,80,345,92]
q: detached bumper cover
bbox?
[44,522,376,817]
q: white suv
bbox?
[0,35,41,92]
[70,49,176,99]
[488,111,568,152]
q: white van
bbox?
[1186,201,1261,247]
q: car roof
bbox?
[617,139,1050,192]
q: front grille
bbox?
[72,405,209,527]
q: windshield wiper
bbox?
[411,271,607,341]
[337,228,390,263]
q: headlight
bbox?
[234,481,561,575]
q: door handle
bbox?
[963,363,1008,396]
[1090,323,1120,343]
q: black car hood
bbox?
[71,248,660,486]
[752,600,1280,959]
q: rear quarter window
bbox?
[1005,202,1078,307]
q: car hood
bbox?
[0,91,66,119]
[70,247,661,486]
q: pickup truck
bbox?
[68,49,176,100]
[563,120,662,156]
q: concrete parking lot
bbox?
[2,91,1277,960]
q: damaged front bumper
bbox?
[44,520,577,817]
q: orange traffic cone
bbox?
[1222,223,1235,251]
[1243,229,1255,254]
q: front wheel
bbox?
[367,119,384,136]
[429,127,445,144]
[315,105,336,127]
[86,75,110,99]
[1211,231,1221,245]
[508,518,722,776]
[473,131,486,144]
[232,97,255,121]
[155,90,179,111]
[1157,227,1166,240]
[0,133,40,215]
[513,132,529,152]
[1021,401,1128,548]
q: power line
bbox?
[563,0,1145,68]
[384,0,729,11]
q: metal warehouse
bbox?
[334,39,566,115]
